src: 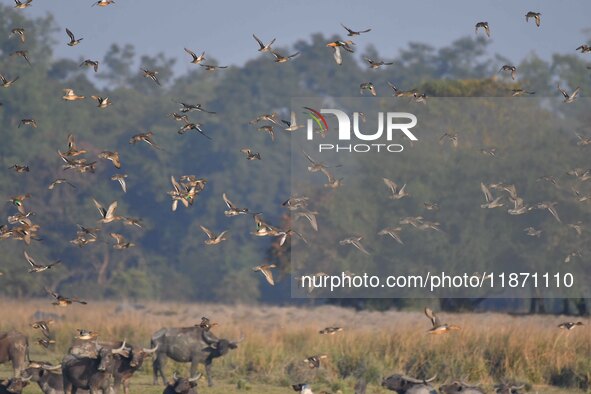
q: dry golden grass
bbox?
[0,299,589,393]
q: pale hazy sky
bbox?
[20,0,591,75]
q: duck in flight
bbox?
[424,307,461,334]
[24,251,61,273]
[66,28,83,46]
[340,23,371,36]
[475,21,490,37]
[184,48,206,64]
[253,34,276,52]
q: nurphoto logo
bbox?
[304,107,418,153]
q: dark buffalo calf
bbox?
[0,377,30,394]
[112,343,158,394]
[162,373,201,394]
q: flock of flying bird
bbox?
[0,1,590,393]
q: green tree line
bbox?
[0,5,589,313]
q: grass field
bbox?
[0,299,589,393]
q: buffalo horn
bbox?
[42,364,62,371]
[112,340,127,354]
[142,343,159,354]
[188,373,202,382]
[402,373,437,384]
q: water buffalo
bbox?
[62,342,128,394]
[381,374,437,394]
[0,376,31,394]
[151,326,243,387]
[439,381,486,393]
[162,373,201,394]
[111,342,158,394]
[0,331,29,377]
[66,339,156,394]
[26,362,89,394]
[26,362,67,394]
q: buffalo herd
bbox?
[0,326,527,393]
[0,324,240,394]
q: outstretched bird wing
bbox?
[424,307,441,327]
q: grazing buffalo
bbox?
[62,342,128,394]
[0,331,29,377]
[0,377,31,394]
[162,373,201,394]
[26,362,90,394]
[151,326,243,387]
[440,381,486,394]
[26,362,68,394]
[381,374,437,394]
